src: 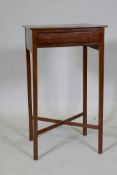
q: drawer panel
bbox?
[37,31,101,46]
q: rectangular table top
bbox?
[23,23,107,30]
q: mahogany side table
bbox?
[23,24,107,160]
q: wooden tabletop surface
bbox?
[23,23,107,29]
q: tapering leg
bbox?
[26,48,33,141]
[83,46,87,136]
[32,46,38,160]
[98,29,104,154]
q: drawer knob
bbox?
[46,37,52,43]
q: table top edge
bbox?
[23,23,108,30]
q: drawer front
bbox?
[37,31,101,46]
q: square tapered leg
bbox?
[83,46,87,136]
[98,29,104,154]
[32,46,38,160]
[26,48,33,141]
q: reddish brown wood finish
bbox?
[98,28,104,154]
[26,48,33,141]
[37,113,83,134]
[24,24,107,160]
[37,31,101,47]
[83,46,87,136]
[32,31,38,160]
[36,115,99,134]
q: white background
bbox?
[0,0,117,175]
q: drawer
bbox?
[37,31,101,47]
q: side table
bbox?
[23,24,107,160]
